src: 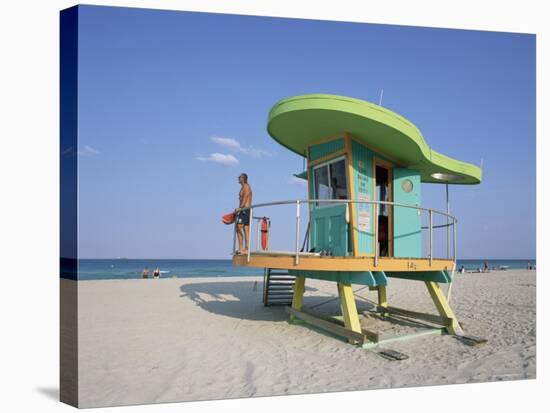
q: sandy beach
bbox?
[71,269,536,408]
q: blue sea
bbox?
[67,258,536,281]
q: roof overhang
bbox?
[267,94,482,185]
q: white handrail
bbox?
[429,209,433,266]
[374,202,379,267]
[247,207,253,263]
[235,199,458,222]
[233,199,458,263]
[295,200,301,265]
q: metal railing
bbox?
[233,199,458,266]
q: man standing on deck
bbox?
[235,173,253,254]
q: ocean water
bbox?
[68,258,536,281]
[72,259,262,280]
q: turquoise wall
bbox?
[351,139,375,254]
[307,136,423,258]
[308,137,344,161]
[350,139,422,257]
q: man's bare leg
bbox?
[236,223,244,254]
[243,224,250,253]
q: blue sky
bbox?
[75,5,535,259]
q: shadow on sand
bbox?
[179,280,288,321]
[179,280,378,321]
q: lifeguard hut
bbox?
[233,94,483,348]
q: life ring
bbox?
[261,217,269,250]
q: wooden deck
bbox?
[233,252,455,272]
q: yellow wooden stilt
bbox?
[425,281,462,335]
[377,285,388,308]
[290,276,306,320]
[337,283,362,343]
[377,285,388,316]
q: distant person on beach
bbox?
[235,173,253,255]
[142,267,149,279]
[153,267,160,279]
[483,261,489,272]
[460,265,465,274]
[527,262,532,270]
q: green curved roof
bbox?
[267,94,482,184]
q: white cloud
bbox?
[79,145,99,156]
[288,176,308,187]
[196,152,239,166]
[209,135,272,158]
[210,136,241,150]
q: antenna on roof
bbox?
[378,89,384,106]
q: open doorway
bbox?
[375,161,393,257]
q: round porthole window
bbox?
[401,179,414,193]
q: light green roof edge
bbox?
[267,94,482,185]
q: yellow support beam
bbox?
[337,283,362,343]
[377,285,388,308]
[425,281,462,335]
[290,276,306,320]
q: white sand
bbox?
[72,269,536,408]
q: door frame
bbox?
[373,157,394,257]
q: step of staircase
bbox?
[264,269,296,307]
[268,285,294,289]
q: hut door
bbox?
[393,168,421,258]
[374,162,393,257]
[310,157,349,256]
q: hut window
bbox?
[313,157,348,206]
[314,165,330,203]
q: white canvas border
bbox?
[0,1,546,412]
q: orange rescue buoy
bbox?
[261,217,269,250]
[222,212,235,225]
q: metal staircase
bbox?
[263,268,296,306]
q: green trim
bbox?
[385,270,453,283]
[288,269,388,286]
[267,94,482,185]
[294,170,308,180]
